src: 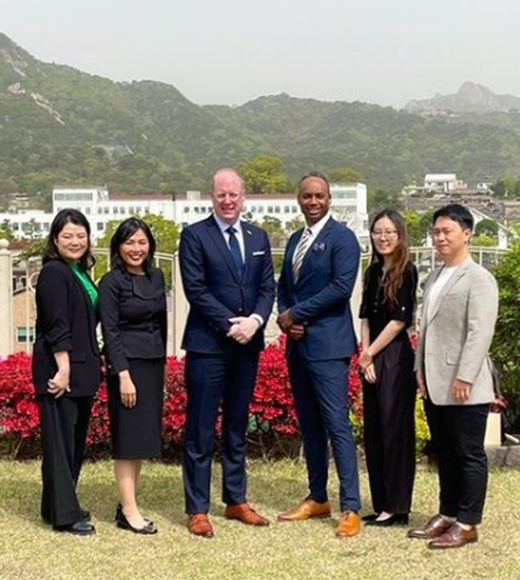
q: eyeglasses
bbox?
[371,230,398,239]
[213,192,242,202]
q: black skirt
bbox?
[107,358,165,459]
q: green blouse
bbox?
[69,262,98,310]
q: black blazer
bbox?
[98,267,167,375]
[32,259,101,397]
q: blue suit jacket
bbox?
[278,217,360,361]
[179,215,275,354]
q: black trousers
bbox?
[363,361,416,514]
[37,395,93,527]
[425,398,490,525]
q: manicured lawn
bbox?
[0,459,519,580]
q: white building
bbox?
[0,182,369,244]
[424,173,467,193]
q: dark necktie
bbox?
[226,226,245,279]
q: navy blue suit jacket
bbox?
[278,217,360,361]
[179,215,275,354]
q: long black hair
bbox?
[42,208,95,271]
[368,209,410,305]
[110,217,156,275]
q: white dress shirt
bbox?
[292,212,332,267]
[212,213,246,260]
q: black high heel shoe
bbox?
[366,514,409,527]
[362,513,379,522]
[115,505,158,534]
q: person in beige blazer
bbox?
[408,204,498,550]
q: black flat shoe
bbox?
[80,509,91,522]
[116,503,154,526]
[366,514,409,527]
[116,509,158,535]
[54,520,96,535]
[362,513,379,522]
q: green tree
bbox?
[328,167,364,184]
[237,155,290,194]
[368,189,404,214]
[286,216,304,233]
[0,219,14,241]
[96,214,179,254]
[491,225,520,430]
[419,209,435,243]
[474,219,499,239]
[404,210,423,246]
[471,234,496,247]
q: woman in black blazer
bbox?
[32,209,100,535]
[99,218,167,535]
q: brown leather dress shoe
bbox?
[278,498,331,521]
[187,514,214,538]
[407,514,456,540]
[428,523,478,549]
[335,511,361,538]
[225,503,270,526]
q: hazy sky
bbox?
[1,0,519,108]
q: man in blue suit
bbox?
[277,172,362,538]
[179,168,275,537]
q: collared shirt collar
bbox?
[306,212,332,237]
[212,213,243,236]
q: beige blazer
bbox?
[415,257,498,406]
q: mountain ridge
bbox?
[1,32,520,202]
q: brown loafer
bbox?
[187,514,214,538]
[225,503,270,526]
[407,514,456,539]
[428,523,478,550]
[278,498,331,521]
[335,510,361,538]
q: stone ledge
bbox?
[486,443,520,467]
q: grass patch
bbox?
[0,459,519,580]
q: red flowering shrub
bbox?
[0,338,364,459]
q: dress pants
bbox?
[425,397,490,525]
[363,357,416,514]
[37,394,92,527]
[182,348,259,514]
[288,347,361,512]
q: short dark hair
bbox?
[110,217,156,275]
[433,203,474,231]
[42,208,95,271]
[299,171,331,195]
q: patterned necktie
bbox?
[292,228,312,282]
[226,226,245,279]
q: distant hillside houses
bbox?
[0,183,369,245]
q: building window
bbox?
[292,206,298,213]
[16,327,35,344]
[275,206,281,214]
[97,223,104,231]
[114,207,119,215]
[284,206,290,213]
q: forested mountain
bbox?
[1,32,520,206]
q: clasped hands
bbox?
[227,316,261,345]
[47,369,70,398]
[277,309,305,341]
[358,350,376,384]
